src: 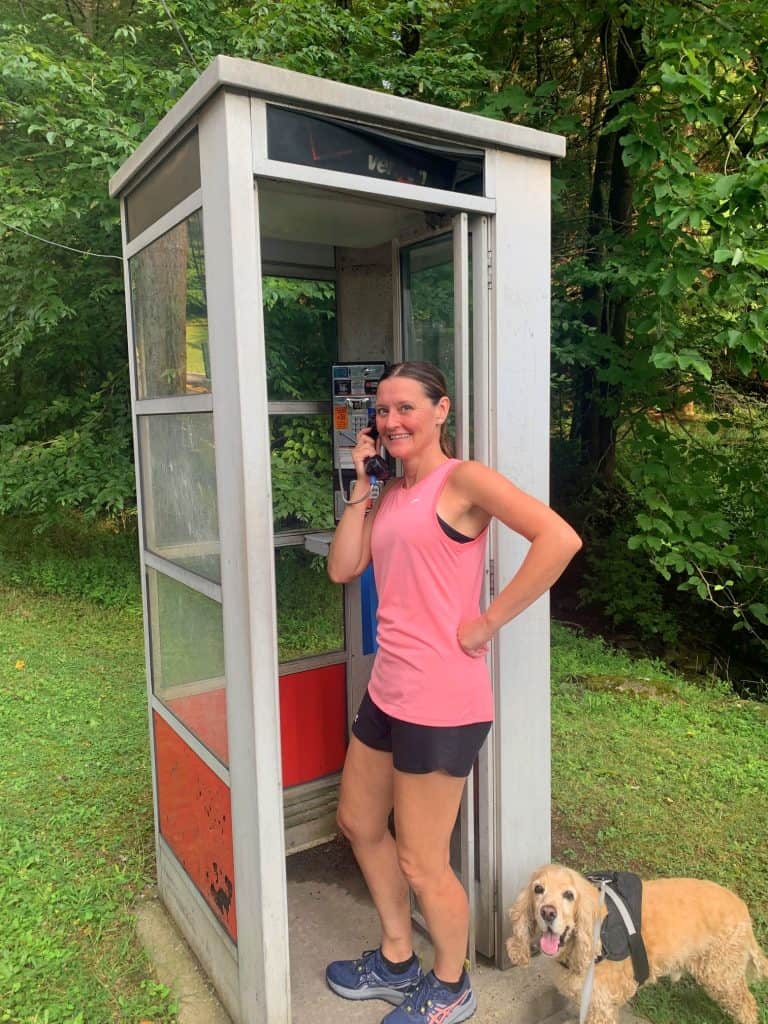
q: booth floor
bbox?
[288,836,558,1024]
[138,836,649,1024]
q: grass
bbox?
[0,516,141,608]
[0,521,765,1023]
[0,587,176,1024]
[550,622,768,1023]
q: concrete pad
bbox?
[136,838,650,1023]
[287,833,560,1022]
[135,888,232,1024]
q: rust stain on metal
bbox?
[206,860,233,916]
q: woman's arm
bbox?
[327,481,377,583]
[449,461,582,654]
[327,428,385,584]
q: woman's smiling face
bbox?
[374,376,449,461]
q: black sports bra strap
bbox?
[436,513,472,544]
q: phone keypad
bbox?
[350,412,370,435]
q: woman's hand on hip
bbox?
[457,616,492,658]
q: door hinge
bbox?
[488,557,496,600]
[487,249,493,289]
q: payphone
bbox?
[331,361,391,520]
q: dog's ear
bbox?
[506,883,535,966]
[569,873,601,975]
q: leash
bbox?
[579,881,606,1024]
[579,878,650,1023]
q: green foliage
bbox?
[0,0,492,523]
[276,547,344,661]
[623,408,768,647]
[578,396,768,653]
[0,376,135,522]
[0,5,192,520]
[263,277,337,400]
[616,27,768,384]
[271,416,335,531]
[263,277,337,530]
[233,0,493,105]
[476,0,768,655]
[556,23,767,431]
[580,503,682,646]
[0,515,140,606]
[1,0,767,661]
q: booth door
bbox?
[264,272,348,853]
[397,214,495,961]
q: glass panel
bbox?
[267,106,483,195]
[401,234,455,394]
[271,414,334,532]
[125,131,201,241]
[467,231,476,461]
[139,413,220,582]
[263,277,336,401]
[401,232,477,458]
[402,226,479,900]
[276,546,344,662]
[148,569,228,765]
[130,209,210,399]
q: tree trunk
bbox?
[401,12,421,57]
[572,19,646,479]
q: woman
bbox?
[325,361,581,1024]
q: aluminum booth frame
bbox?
[110,56,565,1024]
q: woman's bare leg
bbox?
[393,769,468,981]
[336,735,413,961]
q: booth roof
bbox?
[109,55,566,198]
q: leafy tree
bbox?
[0,0,490,525]
[460,0,768,649]
[0,2,196,520]
[1,0,766,657]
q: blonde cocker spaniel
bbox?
[506,864,767,1024]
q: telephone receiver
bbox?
[363,422,392,481]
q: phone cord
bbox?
[337,466,373,505]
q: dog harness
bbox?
[579,872,650,1024]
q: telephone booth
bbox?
[110,57,564,1024]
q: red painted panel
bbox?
[154,712,237,941]
[279,663,347,787]
[162,662,347,791]
[166,688,228,764]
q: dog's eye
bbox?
[563,890,575,901]
[534,884,545,895]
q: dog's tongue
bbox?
[540,931,561,956]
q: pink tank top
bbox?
[368,459,493,726]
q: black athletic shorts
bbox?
[351,689,492,778]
